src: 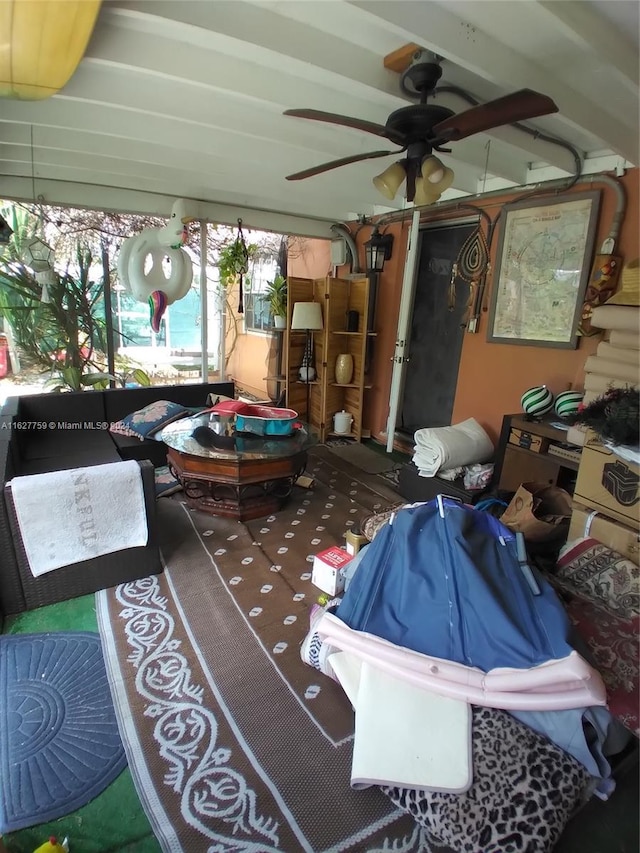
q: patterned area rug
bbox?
[96,449,425,852]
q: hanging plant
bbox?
[217,219,257,314]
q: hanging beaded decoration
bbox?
[448,225,491,332]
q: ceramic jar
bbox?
[333,410,353,434]
[334,353,354,385]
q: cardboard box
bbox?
[508,428,548,453]
[569,503,640,565]
[312,545,352,595]
[574,432,640,528]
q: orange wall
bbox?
[344,169,639,445]
[227,238,330,397]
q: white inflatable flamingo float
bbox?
[117,200,195,332]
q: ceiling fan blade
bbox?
[430,89,558,142]
[286,149,401,181]
[284,108,405,145]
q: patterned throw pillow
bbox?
[362,504,406,542]
[109,400,191,441]
[556,537,640,619]
[154,465,183,498]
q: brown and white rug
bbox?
[96,449,419,852]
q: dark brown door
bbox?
[399,222,476,435]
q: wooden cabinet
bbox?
[494,413,582,494]
[284,276,371,442]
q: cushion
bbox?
[556,537,640,619]
[384,704,593,853]
[109,400,191,441]
[362,504,406,542]
[154,465,182,498]
[561,589,639,735]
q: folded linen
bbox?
[596,341,639,365]
[583,356,638,384]
[609,329,640,350]
[412,417,493,478]
[10,460,148,576]
[591,304,639,332]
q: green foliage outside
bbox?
[0,208,112,390]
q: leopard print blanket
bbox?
[383,705,594,853]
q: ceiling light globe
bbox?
[413,177,442,206]
[373,162,405,200]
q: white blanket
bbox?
[10,460,148,577]
[413,417,493,478]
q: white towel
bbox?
[412,418,493,478]
[10,460,148,577]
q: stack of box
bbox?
[571,429,639,563]
[568,301,639,563]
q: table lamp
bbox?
[290,301,323,422]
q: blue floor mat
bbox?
[0,632,127,833]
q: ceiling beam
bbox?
[0,176,339,237]
[104,1,401,105]
[349,0,638,162]
[536,1,638,94]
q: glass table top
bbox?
[158,411,318,461]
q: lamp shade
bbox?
[291,301,323,331]
[413,157,455,206]
[373,161,405,200]
[413,178,442,206]
[1,0,102,100]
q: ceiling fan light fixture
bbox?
[413,177,442,206]
[413,157,455,205]
[373,161,406,200]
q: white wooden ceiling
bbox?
[1,0,638,237]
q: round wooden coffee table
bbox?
[159,412,317,520]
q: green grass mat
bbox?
[2,595,160,853]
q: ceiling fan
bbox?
[284,51,558,203]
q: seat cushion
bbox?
[21,430,116,460]
[19,446,122,474]
[110,432,168,467]
[103,382,234,424]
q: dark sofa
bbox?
[0,380,234,615]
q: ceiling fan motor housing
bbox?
[385,104,455,140]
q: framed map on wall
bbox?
[487,191,600,348]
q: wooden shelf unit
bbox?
[284,275,371,442]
